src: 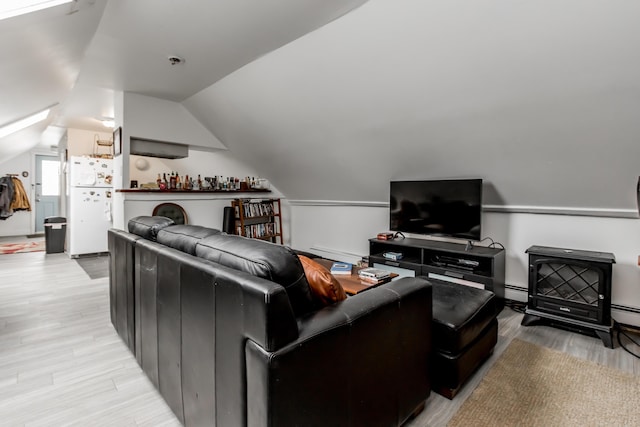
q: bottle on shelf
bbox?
[162,173,168,190]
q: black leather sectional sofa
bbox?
[108,216,433,427]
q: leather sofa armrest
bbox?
[108,228,142,354]
[246,277,432,427]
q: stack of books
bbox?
[358,267,392,285]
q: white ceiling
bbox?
[184,0,640,210]
[2,0,639,211]
[0,0,368,161]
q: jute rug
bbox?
[0,240,45,254]
[448,338,639,427]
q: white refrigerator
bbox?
[67,156,114,257]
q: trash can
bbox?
[44,216,66,254]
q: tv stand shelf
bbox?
[369,238,506,308]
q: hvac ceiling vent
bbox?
[130,138,188,159]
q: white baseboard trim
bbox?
[504,285,640,327]
[505,285,528,303]
[309,245,364,264]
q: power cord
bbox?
[616,324,640,359]
[475,236,505,250]
[504,299,527,314]
[393,231,405,239]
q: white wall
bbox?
[110,92,285,233]
[121,193,290,246]
[116,148,288,238]
[128,149,267,188]
[123,93,225,152]
[290,204,640,326]
[185,0,640,212]
[66,128,113,157]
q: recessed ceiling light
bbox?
[0,0,74,21]
[0,107,51,139]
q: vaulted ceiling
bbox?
[0,0,368,157]
[2,0,640,211]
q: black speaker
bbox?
[222,206,234,234]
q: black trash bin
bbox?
[44,216,66,254]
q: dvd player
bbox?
[436,255,480,268]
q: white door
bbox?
[35,155,60,233]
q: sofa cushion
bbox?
[128,216,175,241]
[298,255,347,307]
[157,225,221,255]
[196,234,315,316]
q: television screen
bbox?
[390,179,482,241]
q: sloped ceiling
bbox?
[3,0,639,212]
[185,0,640,211]
[77,0,370,101]
[0,0,107,158]
[0,0,369,161]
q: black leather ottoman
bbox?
[430,281,498,399]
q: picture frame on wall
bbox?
[113,127,122,156]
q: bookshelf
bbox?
[231,198,283,244]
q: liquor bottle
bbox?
[169,172,176,190]
[156,174,162,187]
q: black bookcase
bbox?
[369,238,505,309]
[521,245,615,348]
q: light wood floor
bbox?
[0,251,638,426]
[0,251,181,426]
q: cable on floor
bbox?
[504,299,527,314]
[616,326,640,359]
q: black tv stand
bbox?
[369,237,506,309]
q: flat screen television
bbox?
[389,179,483,241]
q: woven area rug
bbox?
[0,240,45,254]
[448,338,639,427]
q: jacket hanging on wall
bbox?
[0,176,15,220]
[0,176,31,220]
[10,176,31,212]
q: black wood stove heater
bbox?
[521,245,615,348]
